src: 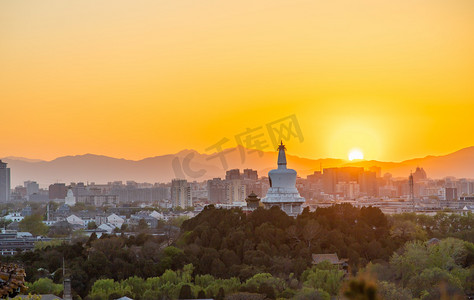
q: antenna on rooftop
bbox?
[409,171,415,212]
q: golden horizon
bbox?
[1,0,473,162]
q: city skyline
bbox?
[1,0,474,162]
[3,145,473,188]
[1,2,474,299]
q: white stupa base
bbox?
[261,187,305,217]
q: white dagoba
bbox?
[261,141,305,216]
[64,189,76,206]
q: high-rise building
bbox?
[207,178,226,203]
[225,179,246,204]
[336,181,360,199]
[369,166,382,178]
[413,167,427,182]
[171,179,192,208]
[49,183,68,200]
[322,168,338,194]
[225,169,241,180]
[243,169,258,180]
[110,183,169,203]
[0,160,11,203]
[445,187,457,201]
[24,181,39,196]
[307,171,322,183]
[358,171,378,197]
[322,167,363,195]
[456,179,473,196]
[338,167,364,183]
[321,167,378,198]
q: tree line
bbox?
[4,204,473,299]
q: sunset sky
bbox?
[1,0,473,162]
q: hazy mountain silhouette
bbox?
[2,146,473,187]
[2,156,45,163]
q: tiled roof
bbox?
[312,253,347,265]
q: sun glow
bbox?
[1,1,473,161]
[348,149,364,161]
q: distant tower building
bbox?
[243,169,258,180]
[0,160,11,203]
[445,187,457,201]
[24,181,39,196]
[207,178,226,203]
[322,168,338,194]
[225,169,241,180]
[358,171,378,197]
[225,179,246,204]
[307,171,322,183]
[261,142,305,216]
[369,166,382,178]
[64,189,76,206]
[335,181,360,199]
[412,167,427,182]
[171,179,192,208]
[409,172,415,211]
[49,183,68,200]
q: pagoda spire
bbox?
[277,140,287,168]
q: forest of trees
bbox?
[4,204,474,299]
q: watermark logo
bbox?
[172,114,304,180]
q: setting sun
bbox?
[348,149,364,161]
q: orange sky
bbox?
[1,0,473,162]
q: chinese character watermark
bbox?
[172,114,304,180]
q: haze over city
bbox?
[1,1,474,300]
[1,0,473,163]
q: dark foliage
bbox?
[178,284,194,299]
[8,204,470,298]
[180,204,398,280]
[4,234,170,298]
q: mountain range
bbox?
[2,146,473,187]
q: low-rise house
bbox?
[107,213,125,228]
[55,204,71,218]
[85,228,108,238]
[16,232,32,238]
[312,253,349,274]
[66,214,84,227]
[75,210,100,227]
[462,205,474,216]
[129,214,158,229]
[149,210,165,220]
[0,230,50,255]
[4,212,24,222]
[43,220,57,226]
[98,223,116,234]
[95,213,107,226]
[48,221,73,236]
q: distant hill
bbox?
[341,147,474,179]
[1,156,45,163]
[2,146,473,187]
